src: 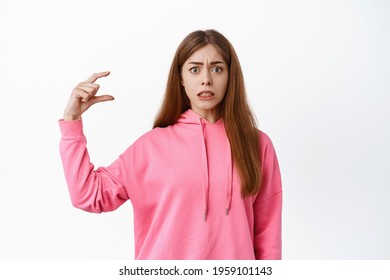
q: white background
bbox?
[0,0,389,259]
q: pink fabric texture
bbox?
[59,109,282,260]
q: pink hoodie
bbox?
[59,109,282,260]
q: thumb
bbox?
[91,95,115,105]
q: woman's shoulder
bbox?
[257,129,274,147]
[119,126,173,158]
[131,125,174,146]
[257,128,281,161]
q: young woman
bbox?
[59,29,282,260]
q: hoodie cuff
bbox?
[58,118,85,140]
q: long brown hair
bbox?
[153,29,261,197]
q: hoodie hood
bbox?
[177,109,233,221]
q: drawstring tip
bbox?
[203,213,207,221]
[225,208,229,215]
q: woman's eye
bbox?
[211,67,222,73]
[190,67,200,73]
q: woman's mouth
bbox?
[197,90,215,99]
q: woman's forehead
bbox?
[185,45,225,64]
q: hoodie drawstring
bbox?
[199,118,210,221]
[199,117,233,221]
[225,137,233,216]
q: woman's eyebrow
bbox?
[188,61,225,65]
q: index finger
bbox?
[84,71,110,83]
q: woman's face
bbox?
[181,44,228,122]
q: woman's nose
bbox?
[201,71,212,86]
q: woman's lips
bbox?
[197,90,215,99]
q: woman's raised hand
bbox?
[63,71,114,121]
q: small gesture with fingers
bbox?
[63,71,114,121]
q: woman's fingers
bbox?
[90,95,115,105]
[75,84,99,101]
[77,83,100,92]
[72,88,91,102]
[78,71,110,101]
[63,71,113,121]
[73,88,113,104]
[84,71,110,83]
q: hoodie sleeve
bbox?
[59,119,129,213]
[253,132,283,260]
